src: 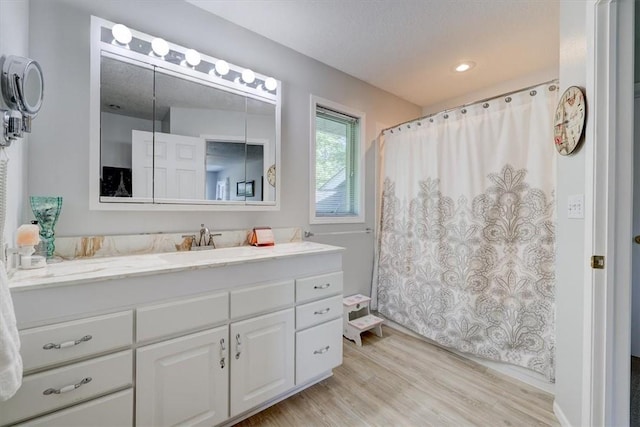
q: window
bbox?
[310,96,365,224]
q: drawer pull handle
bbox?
[43,335,92,350]
[314,283,331,290]
[235,333,242,360]
[314,308,331,315]
[220,338,226,369]
[314,346,330,355]
[43,377,92,395]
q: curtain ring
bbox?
[443,114,449,119]
[417,122,422,126]
[483,103,489,108]
[529,90,537,96]
[461,108,467,114]
[407,124,411,129]
[505,97,512,103]
[429,118,434,123]
[390,129,394,133]
[549,84,557,91]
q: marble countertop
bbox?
[9,242,344,291]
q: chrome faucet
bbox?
[199,224,210,247]
[196,224,222,248]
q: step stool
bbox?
[343,294,383,346]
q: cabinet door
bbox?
[136,326,228,427]
[230,309,294,417]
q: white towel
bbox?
[0,261,22,401]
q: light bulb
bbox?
[112,24,132,45]
[264,77,277,91]
[215,60,230,76]
[241,69,255,84]
[454,61,475,72]
[185,49,201,67]
[151,38,169,57]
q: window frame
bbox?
[309,95,365,224]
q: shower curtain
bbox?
[375,83,557,380]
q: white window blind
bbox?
[314,105,360,217]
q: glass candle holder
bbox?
[29,196,62,260]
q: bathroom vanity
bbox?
[1,242,344,426]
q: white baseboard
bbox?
[381,318,555,394]
[553,400,571,426]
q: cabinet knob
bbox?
[235,333,242,360]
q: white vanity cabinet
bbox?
[8,242,344,426]
[136,327,229,427]
[230,309,295,417]
[0,312,134,427]
[294,272,344,386]
[135,292,230,427]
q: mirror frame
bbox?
[89,16,281,211]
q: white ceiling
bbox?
[186,0,559,108]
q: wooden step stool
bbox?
[343,294,383,346]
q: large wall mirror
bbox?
[90,17,281,210]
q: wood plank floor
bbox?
[236,326,558,427]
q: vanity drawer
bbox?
[296,272,343,303]
[0,350,132,426]
[20,311,133,372]
[230,280,294,319]
[15,389,133,427]
[137,292,228,343]
[296,294,342,330]
[295,318,342,385]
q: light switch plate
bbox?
[568,194,584,219]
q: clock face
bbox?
[267,164,276,187]
[553,86,586,156]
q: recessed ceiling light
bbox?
[454,61,475,73]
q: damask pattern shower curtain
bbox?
[375,83,557,380]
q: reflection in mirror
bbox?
[246,98,276,203]
[206,141,246,201]
[150,70,247,203]
[100,55,154,200]
[93,17,280,209]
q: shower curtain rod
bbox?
[381,78,559,135]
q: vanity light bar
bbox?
[99,21,279,101]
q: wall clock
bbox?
[267,164,276,187]
[553,86,586,156]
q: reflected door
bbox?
[132,130,205,200]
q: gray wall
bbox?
[26,0,422,298]
[554,1,588,425]
[0,0,29,252]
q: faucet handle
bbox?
[177,235,196,251]
[209,233,222,249]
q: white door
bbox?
[230,309,294,417]
[131,130,154,201]
[632,96,640,358]
[132,130,205,201]
[136,327,228,427]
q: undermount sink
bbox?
[159,245,260,264]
